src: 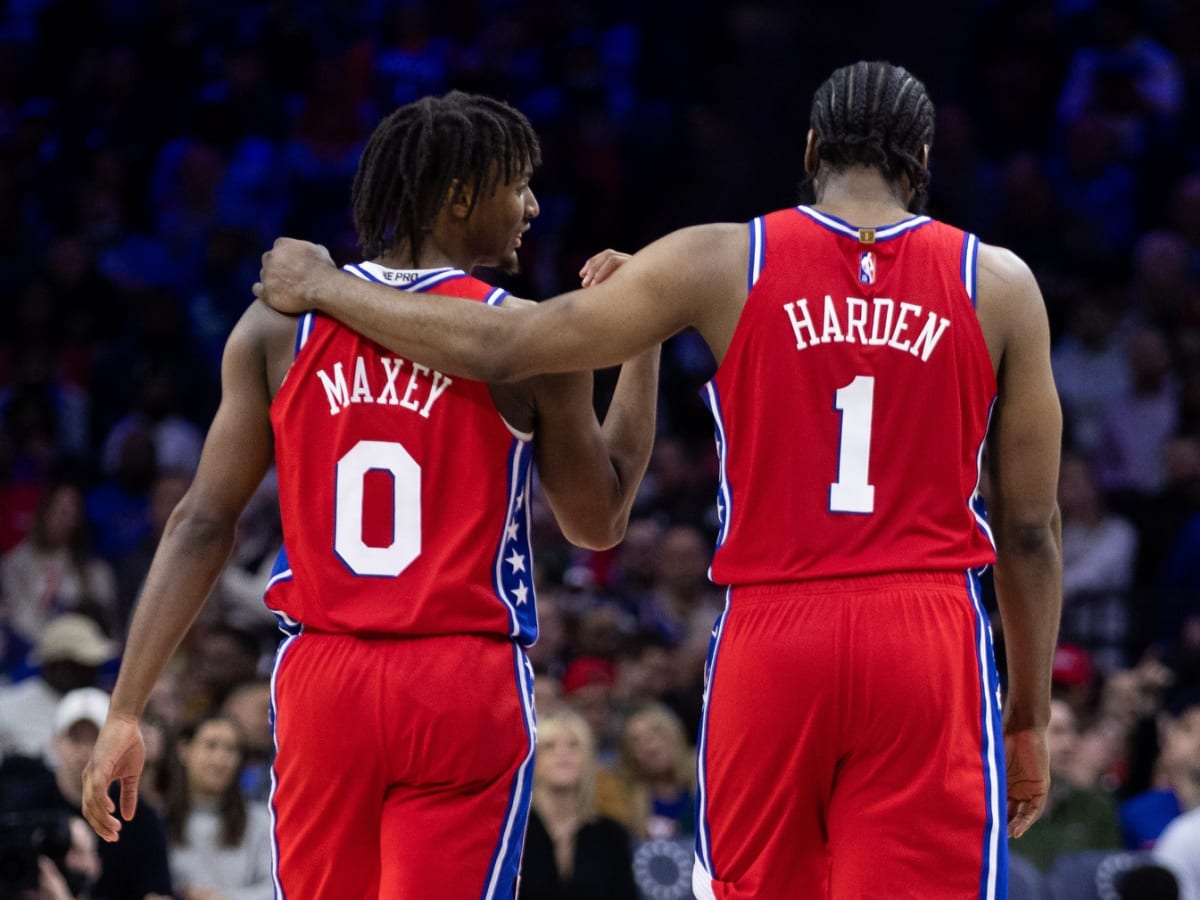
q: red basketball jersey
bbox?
[265,263,538,644]
[705,206,998,585]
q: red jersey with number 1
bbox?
[265,262,538,644]
[705,206,998,586]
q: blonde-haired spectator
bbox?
[519,710,637,900]
[595,703,695,840]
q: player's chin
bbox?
[496,250,521,276]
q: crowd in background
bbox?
[0,0,1199,898]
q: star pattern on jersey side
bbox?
[506,550,526,573]
[506,519,520,543]
[512,581,529,606]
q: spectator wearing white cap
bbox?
[0,686,174,900]
[0,613,116,763]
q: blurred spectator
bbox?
[1096,325,1179,497]
[1014,698,1122,871]
[219,679,273,803]
[209,474,282,637]
[1052,642,1097,721]
[1058,453,1137,671]
[595,703,695,841]
[0,614,115,763]
[112,470,190,637]
[0,686,174,900]
[1052,296,1129,460]
[1057,0,1185,153]
[518,709,637,900]
[2,482,117,645]
[100,371,203,480]
[176,623,263,722]
[165,714,273,900]
[1155,801,1200,900]
[0,430,42,555]
[639,524,724,648]
[84,426,157,564]
[561,656,619,764]
[527,589,567,677]
[1119,688,1200,849]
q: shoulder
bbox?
[976,243,1039,301]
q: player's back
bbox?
[266,262,537,643]
[706,206,998,585]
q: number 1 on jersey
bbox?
[830,375,876,514]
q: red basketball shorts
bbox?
[693,571,1007,900]
[267,630,536,898]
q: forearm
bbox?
[311,268,520,382]
[992,508,1063,731]
[600,345,661,524]
[108,512,236,719]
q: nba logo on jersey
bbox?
[859,251,876,285]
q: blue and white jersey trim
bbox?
[797,205,931,241]
[484,287,510,307]
[480,646,537,900]
[492,439,538,645]
[294,312,315,355]
[965,571,1007,900]
[701,382,733,572]
[747,217,765,292]
[267,628,303,900]
[693,591,730,897]
[970,397,998,560]
[263,549,301,636]
[961,233,980,306]
[347,262,468,294]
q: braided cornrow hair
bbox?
[352,91,541,261]
[806,61,935,209]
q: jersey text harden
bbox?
[782,294,951,361]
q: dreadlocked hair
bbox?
[807,61,935,207]
[352,91,541,260]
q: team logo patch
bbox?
[859,251,876,285]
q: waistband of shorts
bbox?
[730,570,970,602]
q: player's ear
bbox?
[804,130,818,176]
[446,179,474,220]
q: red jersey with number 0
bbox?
[264,263,538,644]
[705,206,998,585]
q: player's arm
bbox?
[254,224,746,379]
[82,305,278,842]
[977,243,1063,839]
[525,250,661,550]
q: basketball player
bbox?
[80,93,660,898]
[254,62,1063,899]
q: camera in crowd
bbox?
[0,810,73,900]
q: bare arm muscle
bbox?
[977,244,1063,732]
[108,307,278,718]
[293,224,747,381]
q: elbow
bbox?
[462,344,524,384]
[996,507,1061,557]
[165,503,238,551]
[561,513,628,552]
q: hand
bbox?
[252,237,337,314]
[81,713,145,842]
[1004,726,1049,839]
[579,249,632,287]
[37,856,74,900]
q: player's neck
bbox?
[376,238,465,273]
[813,168,914,225]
